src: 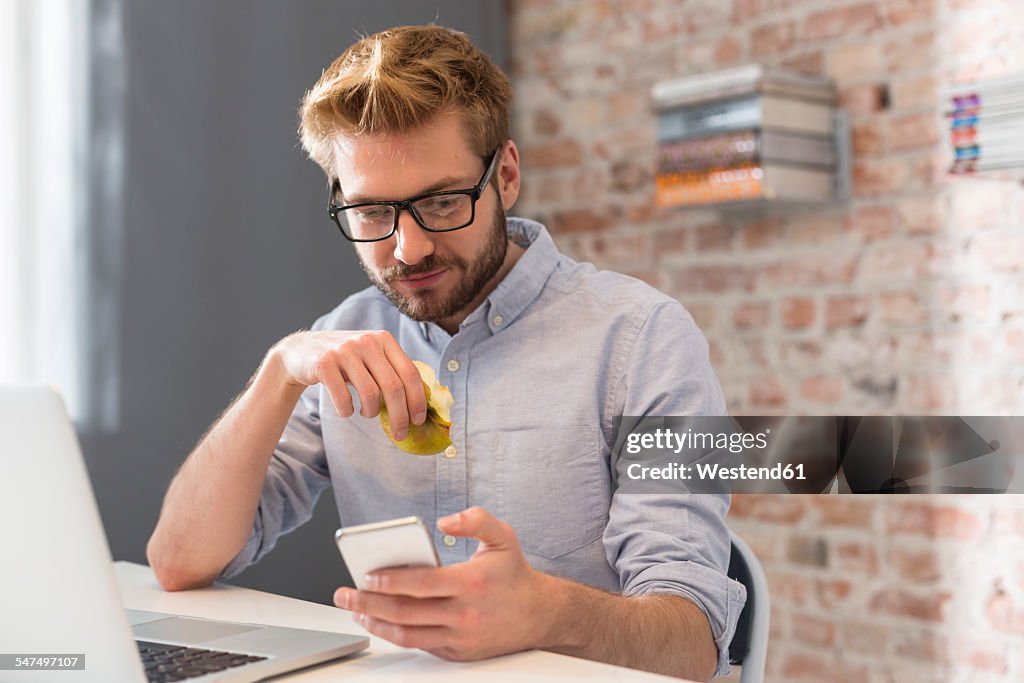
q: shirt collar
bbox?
[483,217,559,333]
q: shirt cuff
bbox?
[623,560,747,679]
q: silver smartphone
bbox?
[335,516,441,590]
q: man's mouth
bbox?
[394,268,448,290]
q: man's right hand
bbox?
[270,330,428,441]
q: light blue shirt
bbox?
[221,218,746,675]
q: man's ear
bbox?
[497,140,521,211]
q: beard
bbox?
[358,201,509,323]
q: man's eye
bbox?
[418,196,461,214]
[353,206,392,223]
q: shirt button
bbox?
[442,534,457,547]
[444,445,457,459]
[493,315,504,326]
[446,359,460,372]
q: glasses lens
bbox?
[411,194,473,230]
[339,205,397,241]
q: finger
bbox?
[334,587,456,626]
[437,506,516,550]
[380,337,428,426]
[362,348,414,439]
[364,564,466,598]
[315,355,354,418]
[336,354,383,420]
[350,613,453,651]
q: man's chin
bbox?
[381,284,449,322]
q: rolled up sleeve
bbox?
[605,301,746,677]
[605,494,746,677]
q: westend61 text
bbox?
[627,462,807,481]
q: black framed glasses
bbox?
[327,147,501,243]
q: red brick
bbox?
[781,297,816,329]
[733,301,771,329]
[742,217,786,249]
[813,498,875,528]
[846,205,897,241]
[752,21,796,57]
[988,590,1024,634]
[887,502,984,540]
[609,158,648,193]
[838,83,888,115]
[695,224,734,251]
[760,255,858,289]
[841,619,889,655]
[857,240,934,282]
[805,4,882,40]
[966,643,1008,673]
[882,0,938,26]
[749,374,788,408]
[826,295,869,329]
[787,213,842,245]
[889,546,943,582]
[851,120,885,156]
[828,43,884,80]
[800,375,843,404]
[652,227,688,254]
[532,109,561,136]
[770,571,812,606]
[683,1,733,34]
[549,207,616,233]
[729,494,806,524]
[781,51,824,75]
[817,578,854,609]
[889,113,942,152]
[869,588,951,621]
[671,265,754,294]
[781,651,869,683]
[884,30,938,74]
[877,291,928,325]
[791,613,836,648]
[714,35,743,65]
[903,375,958,413]
[899,194,948,234]
[890,74,941,110]
[835,540,879,574]
[853,158,911,197]
[892,628,949,662]
[522,139,583,168]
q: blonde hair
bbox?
[299,25,512,176]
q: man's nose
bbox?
[393,209,435,265]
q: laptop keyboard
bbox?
[137,640,267,682]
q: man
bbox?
[147,25,744,681]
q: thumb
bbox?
[437,506,515,550]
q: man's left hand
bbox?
[333,506,557,661]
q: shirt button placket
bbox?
[438,351,468,560]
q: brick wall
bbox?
[507,0,1024,680]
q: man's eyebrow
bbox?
[342,175,473,205]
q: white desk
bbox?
[115,562,685,682]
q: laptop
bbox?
[0,385,369,682]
